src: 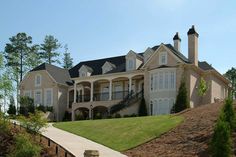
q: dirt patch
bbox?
[124,102,230,157]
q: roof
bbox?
[31,63,72,86]
[69,44,215,78]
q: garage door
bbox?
[153,98,174,115]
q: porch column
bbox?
[82,87,84,102]
[72,110,75,121]
[109,79,112,100]
[73,83,77,103]
[90,81,94,102]
[129,77,132,93]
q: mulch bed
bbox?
[124,102,232,157]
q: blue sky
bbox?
[0,0,236,74]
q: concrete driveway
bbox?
[42,124,127,157]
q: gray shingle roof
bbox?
[31,63,72,85]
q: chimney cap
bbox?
[173,32,181,41]
[187,25,199,37]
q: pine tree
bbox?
[40,35,61,64]
[172,80,189,113]
[138,98,148,116]
[63,44,73,69]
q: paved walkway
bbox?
[42,124,127,157]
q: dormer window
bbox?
[128,59,134,70]
[102,61,116,74]
[79,65,93,77]
[125,50,143,71]
[159,52,167,65]
[35,74,41,87]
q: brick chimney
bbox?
[173,32,181,51]
[187,25,199,66]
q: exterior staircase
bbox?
[109,90,144,114]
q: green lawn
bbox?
[53,115,183,151]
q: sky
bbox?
[0,0,236,74]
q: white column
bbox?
[90,81,94,102]
[73,83,77,103]
[82,87,84,102]
[129,77,132,93]
[109,80,112,100]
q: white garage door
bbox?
[152,98,174,115]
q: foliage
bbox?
[18,110,48,134]
[114,113,121,118]
[63,44,73,69]
[26,44,42,70]
[7,133,41,157]
[63,111,71,121]
[210,118,231,157]
[40,35,61,64]
[221,98,235,130]
[198,77,208,97]
[19,96,35,116]
[0,111,10,134]
[4,32,33,82]
[7,95,16,116]
[75,111,85,120]
[138,98,148,116]
[54,115,183,151]
[224,67,236,97]
[172,80,189,113]
[94,112,102,119]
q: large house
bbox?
[20,26,230,121]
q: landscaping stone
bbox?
[84,150,99,157]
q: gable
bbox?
[142,44,184,70]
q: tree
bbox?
[138,98,148,116]
[19,96,35,116]
[172,79,189,113]
[198,77,208,97]
[0,73,13,113]
[26,44,42,70]
[40,35,61,64]
[7,95,16,116]
[62,44,73,69]
[224,67,236,98]
[4,33,33,82]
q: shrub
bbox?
[75,112,85,120]
[222,98,235,130]
[94,112,102,119]
[18,110,48,134]
[138,98,148,116]
[7,133,41,157]
[36,105,46,112]
[114,113,121,118]
[0,111,10,134]
[210,117,232,157]
[7,96,16,116]
[19,96,35,116]
[172,80,189,113]
[63,111,71,121]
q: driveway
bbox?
[42,124,127,157]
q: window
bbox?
[150,101,153,115]
[45,89,53,106]
[159,52,167,65]
[24,90,31,98]
[128,59,134,70]
[170,72,175,89]
[35,74,41,87]
[150,74,153,91]
[80,71,86,77]
[164,72,168,89]
[159,72,163,89]
[34,90,42,105]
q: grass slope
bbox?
[53,115,183,151]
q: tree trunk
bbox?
[20,49,23,81]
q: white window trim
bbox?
[149,69,176,92]
[44,88,53,106]
[34,89,42,106]
[159,51,167,65]
[35,74,42,87]
[24,90,31,98]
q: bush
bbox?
[222,98,235,130]
[114,113,121,118]
[36,105,46,112]
[7,96,16,116]
[18,110,48,134]
[19,96,35,116]
[94,112,102,119]
[0,111,10,134]
[75,112,85,120]
[138,98,148,116]
[172,80,189,113]
[210,118,232,157]
[7,133,41,157]
[63,111,71,121]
